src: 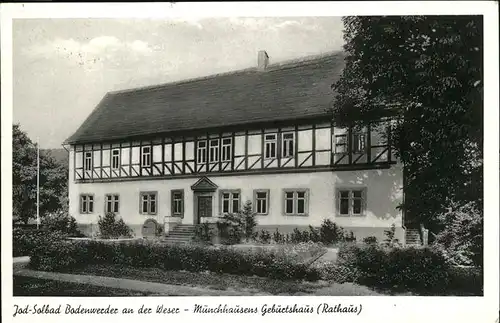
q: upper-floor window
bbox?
[141,146,151,167]
[337,188,366,216]
[197,141,207,164]
[254,189,270,215]
[334,135,347,154]
[105,194,119,213]
[282,132,295,158]
[84,152,92,171]
[140,192,157,215]
[283,189,309,216]
[221,138,232,162]
[220,190,240,214]
[80,194,94,214]
[111,149,120,170]
[264,134,277,159]
[209,139,219,163]
[352,133,366,153]
[171,190,184,217]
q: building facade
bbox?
[65,51,405,242]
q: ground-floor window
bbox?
[253,189,270,215]
[337,188,366,216]
[140,192,157,215]
[283,189,309,216]
[171,189,184,217]
[220,190,241,214]
[80,194,94,214]
[105,194,119,214]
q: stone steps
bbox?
[163,224,196,243]
[405,229,422,246]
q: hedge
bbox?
[334,243,478,294]
[28,237,320,281]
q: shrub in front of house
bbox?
[215,200,258,245]
[97,212,133,239]
[41,211,85,237]
[257,230,272,244]
[193,222,215,243]
[28,238,320,281]
[336,243,452,293]
[13,227,69,257]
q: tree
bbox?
[331,16,483,229]
[12,124,69,224]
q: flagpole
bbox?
[36,138,40,230]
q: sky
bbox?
[13,17,344,148]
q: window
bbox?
[80,194,94,214]
[221,138,232,162]
[282,132,295,158]
[209,139,219,163]
[171,190,184,217]
[111,149,120,170]
[197,141,207,163]
[337,189,366,216]
[141,146,151,167]
[283,189,309,216]
[84,152,92,171]
[105,194,119,213]
[352,133,366,153]
[335,135,347,154]
[140,192,157,215]
[264,134,277,159]
[253,190,270,215]
[220,190,241,214]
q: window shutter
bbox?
[139,194,143,214]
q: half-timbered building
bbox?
[64,51,404,242]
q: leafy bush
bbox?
[240,200,257,241]
[257,230,271,244]
[215,200,258,244]
[13,228,68,257]
[97,212,133,239]
[434,201,483,268]
[194,223,214,243]
[337,243,452,293]
[320,219,353,244]
[42,211,84,237]
[383,224,400,247]
[28,238,320,281]
[363,236,378,245]
[273,229,286,244]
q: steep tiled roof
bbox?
[65,51,345,144]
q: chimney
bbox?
[257,50,269,71]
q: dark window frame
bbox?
[104,194,120,214]
[282,188,309,216]
[253,189,270,215]
[171,189,184,217]
[140,191,158,215]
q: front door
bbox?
[196,196,212,224]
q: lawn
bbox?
[13,275,153,296]
[62,264,382,296]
